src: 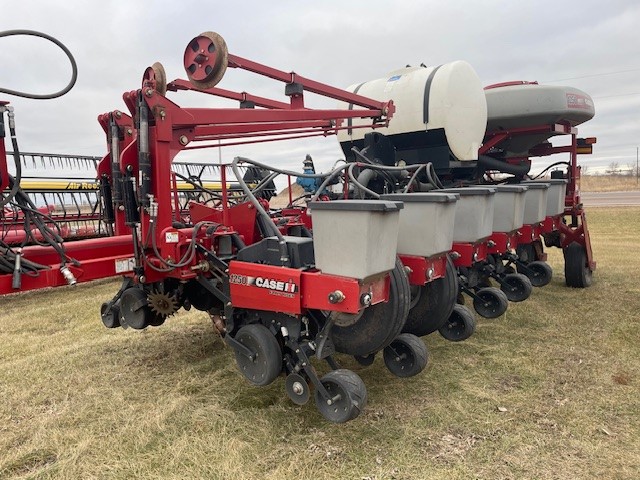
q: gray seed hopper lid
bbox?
[440,187,496,196]
[380,193,459,203]
[308,200,403,212]
[495,185,529,192]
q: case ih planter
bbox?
[92,32,437,422]
[2,29,599,423]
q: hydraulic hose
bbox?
[478,154,531,177]
[0,30,78,99]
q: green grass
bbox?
[1,208,639,479]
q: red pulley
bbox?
[183,31,228,89]
[142,62,167,96]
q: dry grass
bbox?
[580,175,640,192]
[1,208,639,479]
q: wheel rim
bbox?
[501,274,532,302]
[234,325,282,386]
[439,305,475,342]
[314,370,366,423]
[527,261,552,287]
[473,289,507,318]
[383,335,426,378]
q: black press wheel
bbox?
[233,324,282,386]
[525,261,553,287]
[439,304,476,342]
[473,287,509,319]
[383,333,429,378]
[500,273,533,302]
[314,369,367,423]
[564,242,593,288]
[403,256,458,337]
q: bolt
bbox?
[115,111,122,118]
[360,293,372,306]
[328,290,345,304]
[292,382,304,395]
[326,399,333,406]
[126,128,133,135]
[179,135,189,145]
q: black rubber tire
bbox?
[403,256,458,337]
[564,242,593,288]
[354,354,376,366]
[314,369,367,423]
[332,258,410,357]
[473,287,509,319]
[525,261,553,287]
[383,333,429,378]
[500,273,533,302]
[233,324,282,386]
[439,304,476,342]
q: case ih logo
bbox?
[566,93,593,110]
[229,274,298,293]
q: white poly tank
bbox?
[337,62,488,161]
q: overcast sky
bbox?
[2,0,639,180]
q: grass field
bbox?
[580,174,640,192]
[1,207,639,479]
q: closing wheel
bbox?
[100,301,120,328]
[564,242,593,288]
[500,273,533,302]
[525,261,553,287]
[233,324,282,386]
[439,304,476,342]
[383,333,429,378]
[403,256,458,337]
[331,258,410,357]
[473,287,509,319]
[184,31,229,89]
[314,369,367,423]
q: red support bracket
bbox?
[398,254,447,286]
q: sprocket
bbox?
[147,291,179,317]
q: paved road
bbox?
[581,190,640,207]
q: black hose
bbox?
[478,155,531,176]
[0,30,78,99]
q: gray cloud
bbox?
[2,0,639,177]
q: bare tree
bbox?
[581,165,589,176]
[626,162,639,177]
[605,162,621,176]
